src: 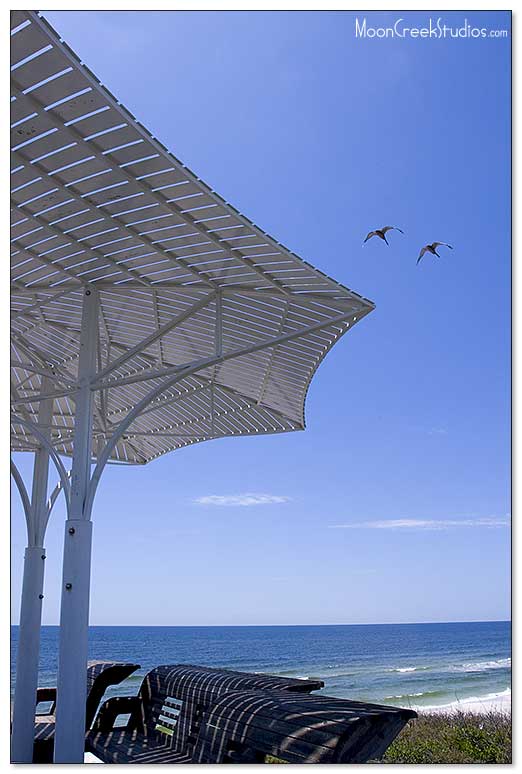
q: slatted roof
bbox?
[10,10,375,465]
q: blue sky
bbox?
[11,10,511,625]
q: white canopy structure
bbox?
[10,10,375,763]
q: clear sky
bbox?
[11,10,511,626]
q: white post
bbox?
[11,379,53,763]
[11,547,46,762]
[54,288,99,763]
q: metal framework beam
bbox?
[10,362,73,386]
[12,387,78,406]
[10,416,72,503]
[11,287,79,322]
[47,470,72,514]
[95,291,215,381]
[10,460,31,533]
[93,309,353,391]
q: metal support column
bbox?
[11,547,47,762]
[11,380,53,763]
[54,288,99,763]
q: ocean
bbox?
[11,621,511,712]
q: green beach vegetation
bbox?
[382,711,511,764]
[266,711,511,765]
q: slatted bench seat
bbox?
[32,660,140,763]
[86,664,415,764]
[87,726,195,764]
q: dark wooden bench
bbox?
[87,664,415,764]
[32,660,140,763]
[87,664,322,763]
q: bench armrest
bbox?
[36,687,57,715]
[91,696,142,733]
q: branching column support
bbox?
[54,288,99,763]
[11,379,53,763]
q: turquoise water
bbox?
[11,621,510,710]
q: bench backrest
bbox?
[85,661,140,730]
[133,665,323,753]
[192,689,416,764]
[169,664,324,693]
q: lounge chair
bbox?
[33,660,140,763]
[87,664,415,764]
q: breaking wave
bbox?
[450,658,511,673]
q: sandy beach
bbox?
[417,688,511,715]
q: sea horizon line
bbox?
[11,619,511,629]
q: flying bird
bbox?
[417,242,453,265]
[363,226,404,245]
